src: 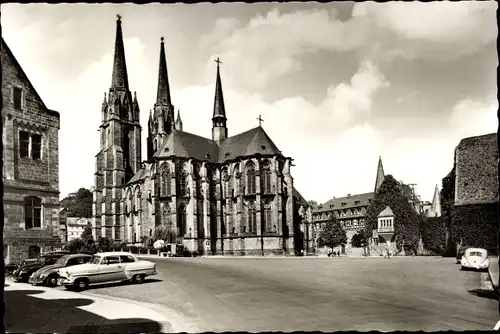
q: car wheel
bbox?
[45,275,58,288]
[132,274,145,284]
[74,278,89,291]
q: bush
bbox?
[362,175,421,255]
[318,218,347,251]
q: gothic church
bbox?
[92,16,308,256]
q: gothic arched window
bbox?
[176,163,186,196]
[153,139,157,152]
[177,204,186,237]
[193,163,201,198]
[263,201,272,232]
[161,167,171,196]
[262,161,272,194]
[207,168,216,199]
[24,196,42,229]
[222,169,228,199]
[248,201,257,234]
[246,162,256,195]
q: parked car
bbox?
[456,246,471,264]
[460,248,489,271]
[28,254,92,287]
[12,253,67,282]
[20,250,70,267]
[57,251,157,291]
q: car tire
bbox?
[73,278,89,291]
[45,275,58,288]
[132,274,145,284]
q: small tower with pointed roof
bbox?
[148,37,175,160]
[175,109,183,131]
[212,57,228,143]
[93,15,142,242]
[430,184,441,217]
[374,156,385,193]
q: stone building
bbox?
[2,37,62,264]
[92,17,306,256]
[443,133,498,252]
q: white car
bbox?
[460,248,489,271]
[57,251,157,291]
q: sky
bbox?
[2,2,498,204]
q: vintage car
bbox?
[460,248,489,271]
[57,251,157,291]
[28,254,92,287]
[20,250,71,267]
[12,253,68,282]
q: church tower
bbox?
[175,109,183,131]
[212,58,228,143]
[430,184,441,217]
[374,156,385,193]
[147,37,175,160]
[93,15,142,241]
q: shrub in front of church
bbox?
[318,218,347,253]
[362,175,420,255]
[419,216,446,255]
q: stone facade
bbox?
[93,17,305,256]
[2,37,62,264]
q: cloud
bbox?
[202,2,497,90]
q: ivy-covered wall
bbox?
[419,216,446,255]
[441,168,456,256]
[362,175,420,255]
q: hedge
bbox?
[362,175,421,255]
[419,216,446,255]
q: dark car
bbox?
[12,253,67,282]
[456,246,471,264]
[19,250,70,267]
[28,254,92,287]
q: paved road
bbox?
[82,257,498,332]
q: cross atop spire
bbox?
[111,14,129,90]
[215,57,222,66]
[257,114,264,127]
[156,36,172,105]
[117,14,121,21]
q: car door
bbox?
[98,256,125,282]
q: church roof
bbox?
[219,126,282,161]
[293,187,308,206]
[154,130,219,161]
[454,133,498,206]
[314,192,374,213]
[378,206,394,218]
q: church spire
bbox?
[156,37,172,105]
[431,184,441,217]
[111,14,129,90]
[374,156,385,193]
[213,58,226,119]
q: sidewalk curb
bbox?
[4,278,194,333]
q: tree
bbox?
[81,226,94,245]
[419,216,446,255]
[95,237,113,252]
[60,188,93,218]
[308,200,319,207]
[351,232,365,248]
[362,175,421,255]
[154,221,178,244]
[318,219,347,253]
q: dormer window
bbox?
[354,200,360,205]
[341,202,346,207]
[261,145,266,150]
[224,153,230,158]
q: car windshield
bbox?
[36,257,46,264]
[89,255,102,264]
[55,256,68,265]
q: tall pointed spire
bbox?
[213,57,226,119]
[431,184,441,217]
[374,156,385,193]
[111,14,129,90]
[156,37,172,105]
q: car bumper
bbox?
[12,273,28,282]
[57,277,73,286]
[462,264,489,270]
[28,276,46,285]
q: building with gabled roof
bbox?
[92,17,305,256]
[2,37,62,264]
